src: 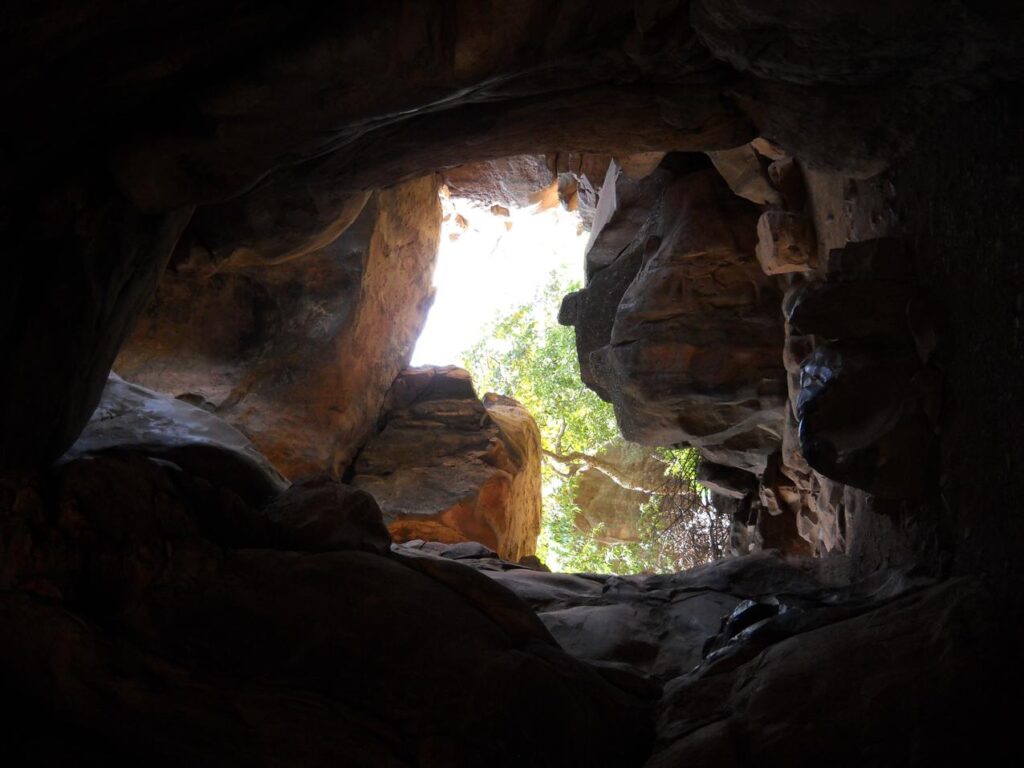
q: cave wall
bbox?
[560,137,952,573]
[2,3,1024,765]
[116,176,441,478]
[6,0,1019,473]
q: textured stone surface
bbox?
[441,155,553,210]
[0,454,652,767]
[63,373,288,506]
[755,210,816,274]
[706,144,781,206]
[117,176,441,479]
[352,367,542,561]
[565,159,787,474]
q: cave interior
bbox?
[2,2,1023,766]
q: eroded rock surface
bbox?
[397,542,1009,765]
[117,177,441,479]
[562,155,787,475]
[352,367,542,561]
[1,452,651,768]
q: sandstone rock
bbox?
[615,152,668,180]
[0,175,192,471]
[750,137,787,161]
[707,144,782,206]
[566,159,788,474]
[63,373,287,506]
[258,475,391,555]
[766,156,807,209]
[797,344,934,498]
[441,155,552,210]
[351,367,542,561]
[647,577,1000,767]
[784,238,941,499]
[755,211,817,274]
[117,176,441,479]
[2,452,653,768]
[824,237,915,281]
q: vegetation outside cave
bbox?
[463,269,730,573]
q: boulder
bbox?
[63,373,287,506]
[351,367,542,561]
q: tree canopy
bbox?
[463,269,730,573]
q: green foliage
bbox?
[463,273,618,457]
[462,269,729,574]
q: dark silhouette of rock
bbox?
[64,373,288,506]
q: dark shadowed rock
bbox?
[258,475,391,555]
[63,373,287,506]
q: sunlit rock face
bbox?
[116,177,441,479]
[351,366,542,562]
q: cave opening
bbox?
[3,4,1023,765]
[406,158,729,573]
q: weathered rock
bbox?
[567,159,788,474]
[63,373,288,506]
[1,453,653,768]
[755,211,817,274]
[351,367,542,561]
[647,577,1000,767]
[616,152,668,181]
[257,475,391,555]
[0,175,192,471]
[785,238,940,499]
[117,176,441,479]
[441,155,553,210]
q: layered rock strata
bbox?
[351,367,542,562]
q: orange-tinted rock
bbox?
[117,176,441,479]
[351,367,542,561]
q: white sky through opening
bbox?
[411,190,589,367]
